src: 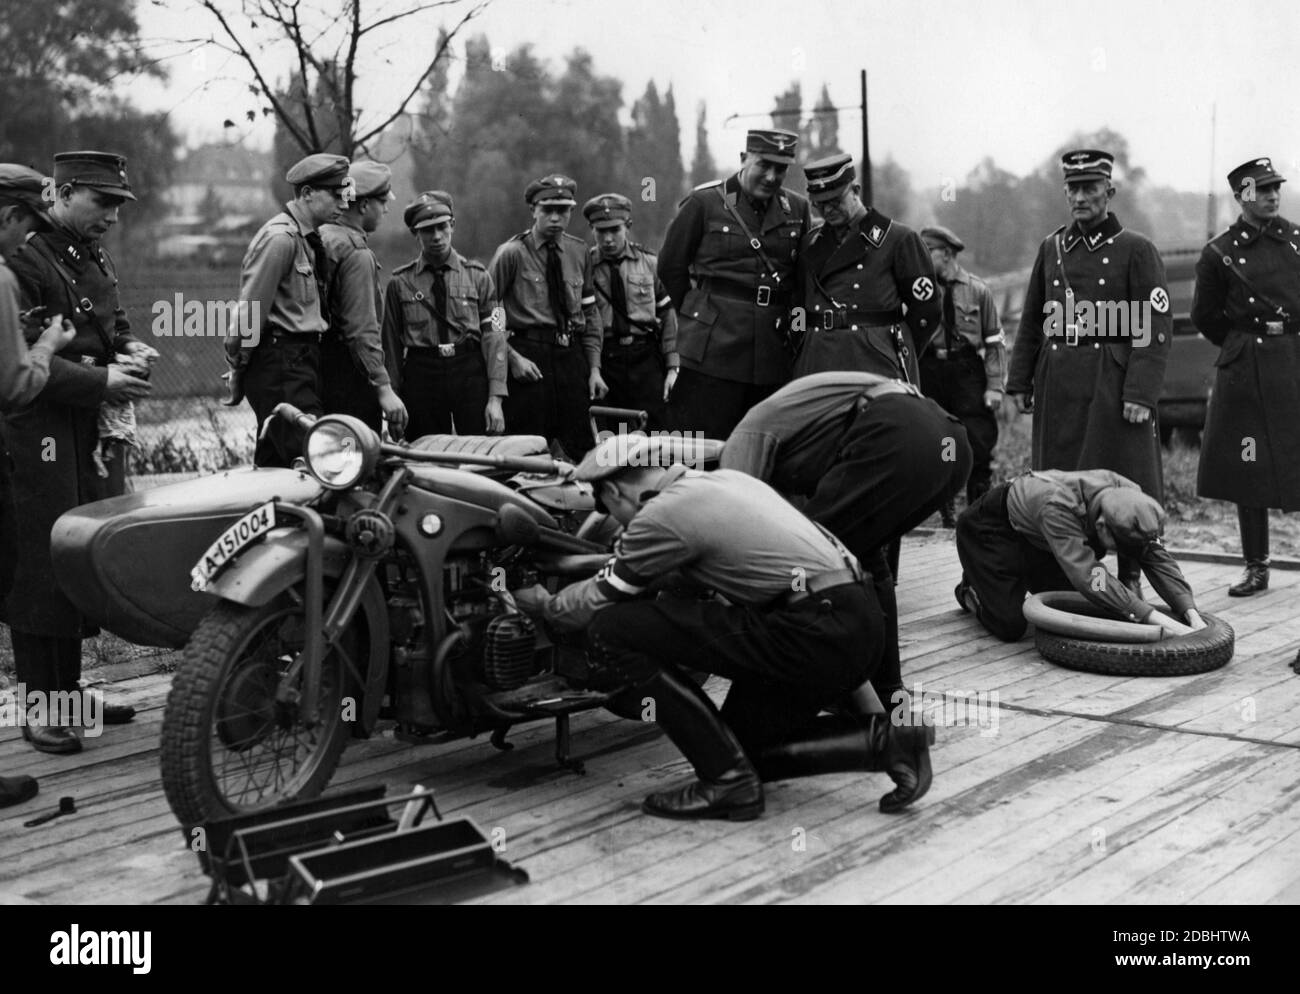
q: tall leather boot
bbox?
[1229,505,1270,597]
[639,667,764,821]
[939,498,957,529]
[1117,555,1144,601]
[752,714,936,814]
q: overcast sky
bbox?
[137,0,1300,193]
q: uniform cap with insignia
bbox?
[582,192,633,229]
[52,150,137,201]
[921,225,965,254]
[745,128,799,165]
[0,163,55,230]
[285,153,351,189]
[525,174,578,207]
[804,152,856,202]
[348,161,395,201]
[1060,148,1114,184]
[1226,156,1286,193]
[404,190,454,230]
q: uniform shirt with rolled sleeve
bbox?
[319,214,391,389]
[542,466,848,632]
[925,265,1006,391]
[489,230,602,369]
[0,256,55,410]
[720,371,893,494]
[589,243,679,367]
[381,251,508,396]
[1006,468,1196,622]
[237,200,328,337]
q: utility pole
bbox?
[1206,102,1217,241]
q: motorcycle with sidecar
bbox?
[50,406,719,828]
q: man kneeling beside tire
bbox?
[954,469,1205,642]
[512,434,935,821]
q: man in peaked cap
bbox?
[792,152,940,388]
[583,192,679,430]
[919,223,1006,524]
[318,160,407,437]
[658,129,812,440]
[231,152,351,467]
[489,174,605,458]
[1193,156,1300,598]
[5,151,153,754]
[955,469,1204,643]
[511,433,935,821]
[383,190,507,437]
[1007,148,1172,600]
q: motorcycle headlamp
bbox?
[303,415,381,489]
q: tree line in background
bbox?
[0,0,1226,276]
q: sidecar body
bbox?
[51,468,325,648]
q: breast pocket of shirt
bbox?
[295,261,319,307]
[447,284,480,329]
[956,303,983,340]
[400,294,430,335]
[521,271,549,311]
[627,274,656,319]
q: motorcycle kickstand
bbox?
[554,714,585,775]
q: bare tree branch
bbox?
[357,0,467,37]
[352,2,484,149]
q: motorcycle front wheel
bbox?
[161,592,358,827]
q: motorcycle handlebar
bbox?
[258,403,318,441]
[378,441,574,478]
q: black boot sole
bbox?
[641,796,765,821]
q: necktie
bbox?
[432,265,450,344]
[607,258,630,338]
[545,241,568,333]
[942,279,956,352]
[306,231,329,303]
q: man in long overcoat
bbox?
[3,152,151,754]
[1192,156,1300,597]
[1006,149,1172,595]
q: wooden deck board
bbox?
[2,534,1297,904]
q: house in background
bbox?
[158,142,278,262]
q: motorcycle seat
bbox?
[407,433,550,472]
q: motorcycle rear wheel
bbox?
[161,593,357,827]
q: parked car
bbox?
[986,246,1216,443]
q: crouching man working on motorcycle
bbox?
[513,434,935,821]
[954,469,1205,642]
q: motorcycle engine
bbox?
[481,611,537,691]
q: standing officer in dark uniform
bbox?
[722,371,971,711]
[490,175,605,458]
[793,153,940,385]
[658,129,811,440]
[1007,149,1172,597]
[4,151,152,754]
[0,163,75,795]
[383,191,507,438]
[513,434,935,821]
[318,161,407,436]
[583,193,679,429]
[919,225,1005,525]
[1193,157,1300,597]
[230,153,350,468]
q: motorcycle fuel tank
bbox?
[51,468,326,648]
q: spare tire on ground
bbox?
[1024,591,1234,676]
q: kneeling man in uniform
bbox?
[955,469,1205,642]
[513,435,935,820]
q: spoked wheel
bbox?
[161,592,361,827]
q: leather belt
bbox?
[1236,321,1300,336]
[818,308,903,330]
[266,328,323,346]
[513,326,575,346]
[699,276,791,308]
[606,334,655,348]
[782,568,862,607]
[856,380,919,409]
[407,338,478,358]
[930,343,978,360]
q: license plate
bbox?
[191,502,276,592]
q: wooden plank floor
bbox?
[2,535,1297,905]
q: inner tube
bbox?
[1022,591,1163,643]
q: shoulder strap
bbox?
[591,273,661,335]
[25,236,116,355]
[714,187,783,283]
[1218,249,1291,319]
